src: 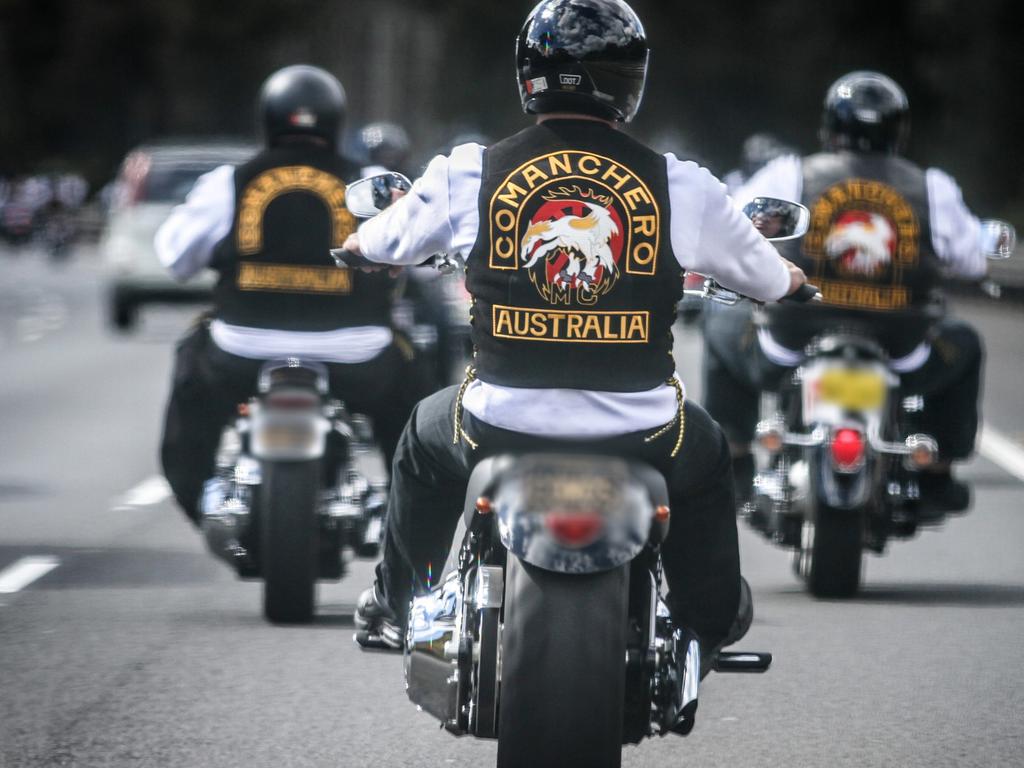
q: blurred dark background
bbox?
[1,0,1021,220]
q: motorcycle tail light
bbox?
[544,511,605,549]
[830,428,865,470]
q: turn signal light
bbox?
[655,505,670,523]
[905,434,938,469]
[475,496,493,515]
[830,428,865,470]
[545,511,604,548]
[755,419,785,454]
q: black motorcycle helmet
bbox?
[820,70,909,155]
[516,0,649,123]
[359,122,412,168]
[259,65,347,149]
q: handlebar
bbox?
[683,275,821,305]
[782,282,821,303]
[329,248,380,270]
[330,248,463,275]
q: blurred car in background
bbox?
[101,139,255,331]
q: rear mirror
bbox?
[742,197,810,242]
[345,172,412,218]
[980,219,1016,260]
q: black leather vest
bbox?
[465,120,682,392]
[211,146,393,331]
[769,152,940,357]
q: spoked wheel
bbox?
[260,460,321,623]
[795,507,863,598]
[497,556,628,768]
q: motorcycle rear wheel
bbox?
[497,556,628,768]
[797,506,863,598]
[260,460,321,624]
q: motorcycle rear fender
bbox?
[810,444,873,511]
[464,453,669,575]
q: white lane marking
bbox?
[115,475,172,509]
[15,289,68,343]
[0,556,60,594]
[979,424,1024,483]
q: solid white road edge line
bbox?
[0,556,60,594]
[115,475,172,509]
[978,424,1024,483]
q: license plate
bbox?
[816,368,887,410]
[258,422,317,451]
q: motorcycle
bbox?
[198,172,413,624]
[199,357,388,623]
[337,187,809,767]
[727,218,1017,598]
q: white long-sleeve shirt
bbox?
[154,164,392,363]
[734,155,986,278]
[736,155,986,372]
[357,140,795,438]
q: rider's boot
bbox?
[917,465,971,518]
[354,582,404,651]
[699,576,754,679]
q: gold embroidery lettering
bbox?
[623,185,652,211]
[633,215,656,236]
[489,305,649,343]
[600,164,632,190]
[495,208,516,233]
[577,155,601,175]
[522,164,549,189]
[548,153,573,176]
[496,181,528,209]
[237,263,353,294]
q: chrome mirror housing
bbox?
[742,197,810,241]
[979,219,1016,260]
[345,172,412,218]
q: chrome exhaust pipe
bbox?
[200,478,251,569]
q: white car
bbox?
[101,140,255,330]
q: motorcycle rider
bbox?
[340,0,808,656]
[360,120,460,387]
[704,70,986,514]
[155,65,426,525]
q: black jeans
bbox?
[160,320,428,522]
[376,386,742,650]
[702,302,984,460]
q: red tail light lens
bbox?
[831,428,865,469]
[544,511,605,548]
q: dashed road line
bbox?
[0,555,60,594]
[114,475,172,509]
[979,424,1024,483]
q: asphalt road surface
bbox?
[2,248,1023,767]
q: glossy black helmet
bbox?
[359,122,411,168]
[259,65,346,149]
[820,71,909,154]
[516,0,649,123]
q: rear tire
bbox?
[260,460,320,624]
[797,505,863,598]
[497,557,628,768]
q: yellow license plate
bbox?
[817,368,887,410]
